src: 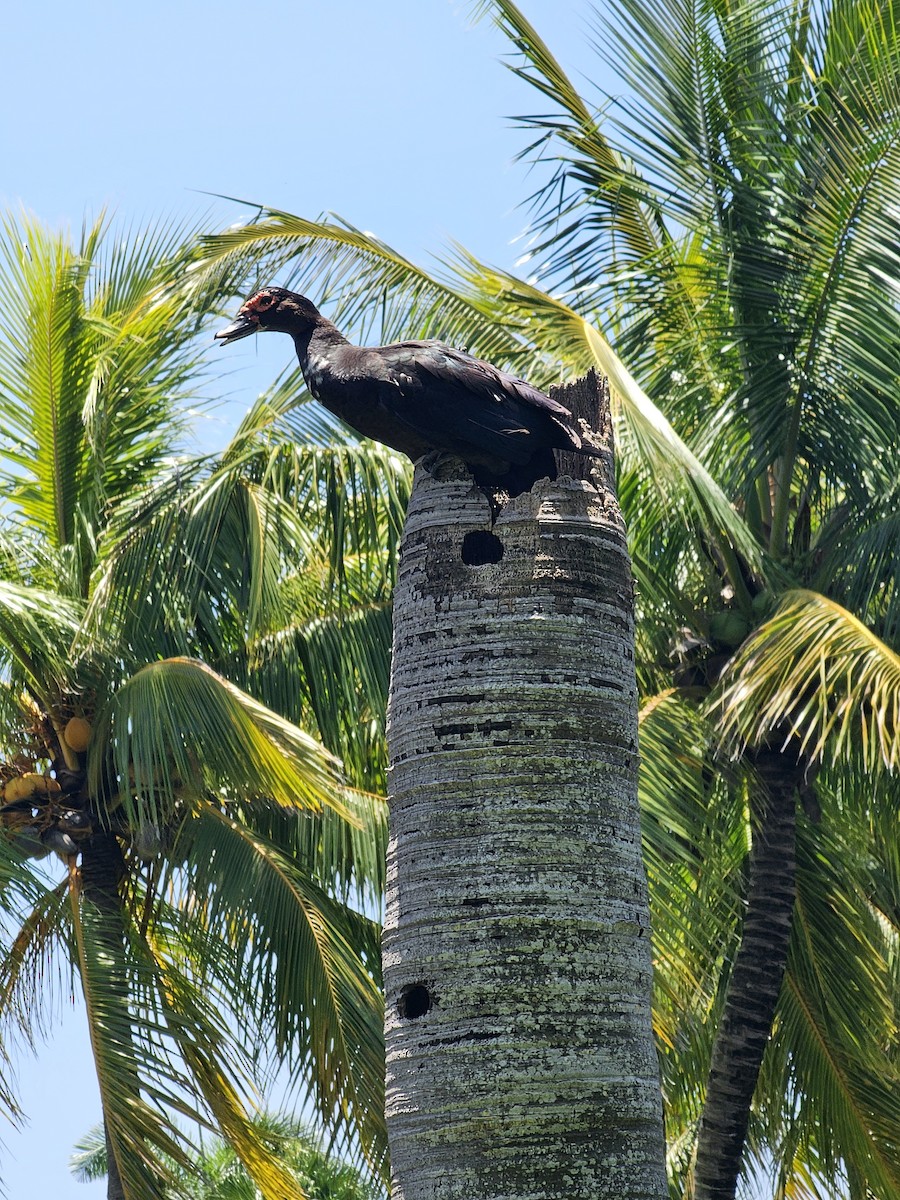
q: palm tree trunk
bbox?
[384,375,667,1199]
[693,744,806,1200]
[104,1122,126,1200]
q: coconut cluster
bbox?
[0,717,93,859]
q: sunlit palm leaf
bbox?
[0,211,238,586]
[472,0,668,271]
[638,692,749,1162]
[239,787,388,912]
[0,877,69,1044]
[0,875,70,1124]
[69,886,192,1199]
[87,387,408,672]
[145,938,310,1200]
[192,209,522,359]
[252,603,393,793]
[0,579,82,701]
[89,658,347,829]
[758,807,900,1198]
[716,590,900,770]
[182,804,387,1180]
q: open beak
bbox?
[214,313,259,345]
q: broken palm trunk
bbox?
[384,372,667,1199]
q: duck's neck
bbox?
[292,317,350,373]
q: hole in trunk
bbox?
[461,530,503,565]
[398,983,433,1019]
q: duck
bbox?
[216,287,600,493]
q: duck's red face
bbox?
[215,288,320,344]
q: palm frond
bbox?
[192,209,516,355]
[756,804,900,1197]
[69,1123,108,1183]
[472,0,668,282]
[0,210,243,583]
[715,590,900,770]
[0,212,95,549]
[811,486,900,643]
[0,872,71,1126]
[0,877,70,1046]
[86,389,408,673]
[638,692,750,1170]
[0,580,82,702]
[181,804,387,1180]
[144,935,310,1200]
[88,657,348,829]
[252,602,393,793]
[69,884,191,1199]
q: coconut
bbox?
[64,716,92,753]
[709,610,751,648]
[3,777,30,803]
[20,772,60,795]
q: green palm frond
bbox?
[89,658,347,830]
[638,693,748,1148]
[182,804,387,1180]
[811,487,900,641]
[0,878,69,1046]
[0,875,70,1123]
[0,213,96,549]
[251,602,392,792]
[192,209,522,359]
[0,211,242,581]
[757,805,900,1197]
[250,397,410,598]
[473,0,668,275]
[87,386,408,673]
[145,937,309,1200]
[0,579,83,701]
[239,785,388,911]
[716,590,900,770]
[69,887,192,1199]
[69,1123,108,1183]
[72,1113,380,1198]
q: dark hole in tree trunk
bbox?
[461,530,503,565]
[398,983,433,1019]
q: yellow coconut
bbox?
[20,772,60,795]
[3,776,34,803]
[63,716,92,753]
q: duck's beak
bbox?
[214,313,258,344]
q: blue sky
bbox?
[2,2,606,1196]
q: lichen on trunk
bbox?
[383,375,667,1199]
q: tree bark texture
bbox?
[693,745,805,1200]
[384,375,667,1199]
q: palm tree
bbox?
[381,384,667,1196]
[0,211,408,1198]
[70,1114,381,1200]
[191,0,900,1190]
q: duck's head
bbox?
[215,288,323,344]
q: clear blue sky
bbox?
[2,2,606,1197]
